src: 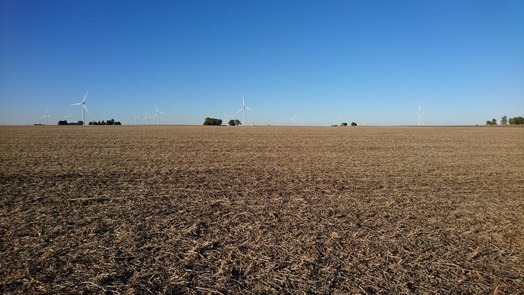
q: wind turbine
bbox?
[418,106,424,126]
[289,115,297,126]
[42,108,51,125]
[153,105,165,125]
[132,114,140,125]
[236,96,252,126]
[224,113,232,125]
[143,111,149,125]
[71,91,89,125]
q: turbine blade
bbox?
[245,106,253,111]
[83,105,89,113]
[236,108,243,114]
[71,103,81,106]
[83,91,88,102]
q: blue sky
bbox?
[1,0,523,125]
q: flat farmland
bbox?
[1,126,523,294]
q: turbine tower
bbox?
[418,106,424,126]
[289,115,297,126]
[42,108,51,125]
[71,91,89,125]
[143,111,149,125]
[224,113,232,125]
[132,114,140,125]
[153,105,165,125]
[236,96,252,126]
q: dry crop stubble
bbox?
[0,125,523,293]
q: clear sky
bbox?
[1,0,523,125]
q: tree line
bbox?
[57,119,122,125]
[58,120,84,125]
[486,116,523,125]
[89,119,122,125]
[203,117,241,126]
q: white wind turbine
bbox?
[132,114,140,125]
[153,105,165,125]
[42,107,51,125]
[71,92,89,125]
[224,112,232,125]
[143,111,150,125]
[289,115,297,126]
[236,96,252,126]
[418,106,424,126]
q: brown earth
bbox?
[1,125,523,294]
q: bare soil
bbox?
[1,126,523,294]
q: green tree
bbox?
[203,117,222,125]
[501,116,508,125]
[509,116,524,125]
[351,122,357,126]
[491,118,497,125]
[228,119,241,126]
[486,120,493,126]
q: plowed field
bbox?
[1,126,523,293]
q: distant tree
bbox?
[486,120,493,126]
[107,118,115,125]
[501,116,508,125]
[351,122,357,126]
[228,119,241,126]
[114,121,122,125]
[203,117,223,125]
[341,122,348,126]
[491,118,497,125]
[58,120,68,125]
[78,120,84,125]
[509,116,524,125]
